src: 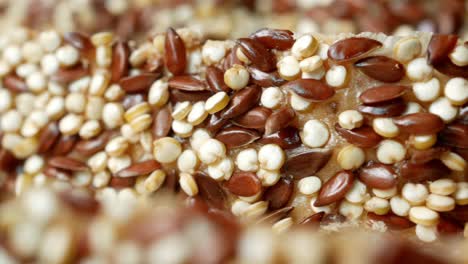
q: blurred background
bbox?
[0,0,467,40]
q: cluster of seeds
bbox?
[0,26,466,245]
[0,188,462,263]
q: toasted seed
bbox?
[48,156,87,171]
[359,85,407,104]
[225,172,261,197]
[301,119,330,148]
[224,64,250,90]
[410,147,448,164]
[233,106,272,130]
[263,177,293,210]
[400,160,449,182]
[426,194,455,212]
[111,41,130,82]
[409,206,439,226]
[249,28,294,50]
[259,126,301,149]
[427,34,458,65]
[195,172,227,209]
[248,67,287,87]
[440,151,466,171]
[215,126,260,148]
[359,162,396,189]
[165,28,187,75]
[315,171,354,206]
[282,79,334,101]
[335,124,382,148]
[179,172,198,196]
[367,213,415,230]
[236,38,276,72]
[282,148,332,179]
[393,37,422,63]
[355,56,405,82]
[264,107,295,135]
[114,160,161,178]
[119,73,160,93]
[337,145,366,170]
[221,85,261,119]
[398,116,442,137]
[206,66,230,92]
[328,37,382,62]
[358,98,406,117]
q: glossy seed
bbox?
[48,156,88,171]
[367,212,415,229]
[263,177,293,210]
[224,172,261,197]
[222,46,242,71]
[169,90,213,103]
[152,105,172,139]
[58,190,99,215]
[427,34,458,65]
[438,124,468,149]
[195,172,227,209]
[221,85,261,119]
[282,79,335,101]
[205,113,228,134]
[359,162,396,189]
[215,126,260,148]
[249,28,294,50]
[52,135,78,156]
[63,32,93,51]
[355,56,405,82]
[259,126,301,149]
[114,160,161,177]
[433,59,468,78]
[119,73,160,93]
[0,149,20,173]
[437,218,462,234]
[236,38,276,72]
[400,160,450,182]
[3,75,28,93]
[109,177,136,188]
[206,66,230,92]
[257,206,294,224]
[393,113,444,135]
[359,85,408,104]
[74,131,114,156]
[315,171,354,206]
[335,124,382,148]
[52,65,89,83]
[233,106,272,130]
[300,212,325,226]
[165,28,187,75]
[264,107,295,135]
[411,147,449,164]
[168,75,207,91]
[111,41,130,82]
[248,67,287,87]
[328,37,382,62]
[358,98,406,117]
[441,205,468,223]
[38,122,60,153]
[283,148,332,178]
